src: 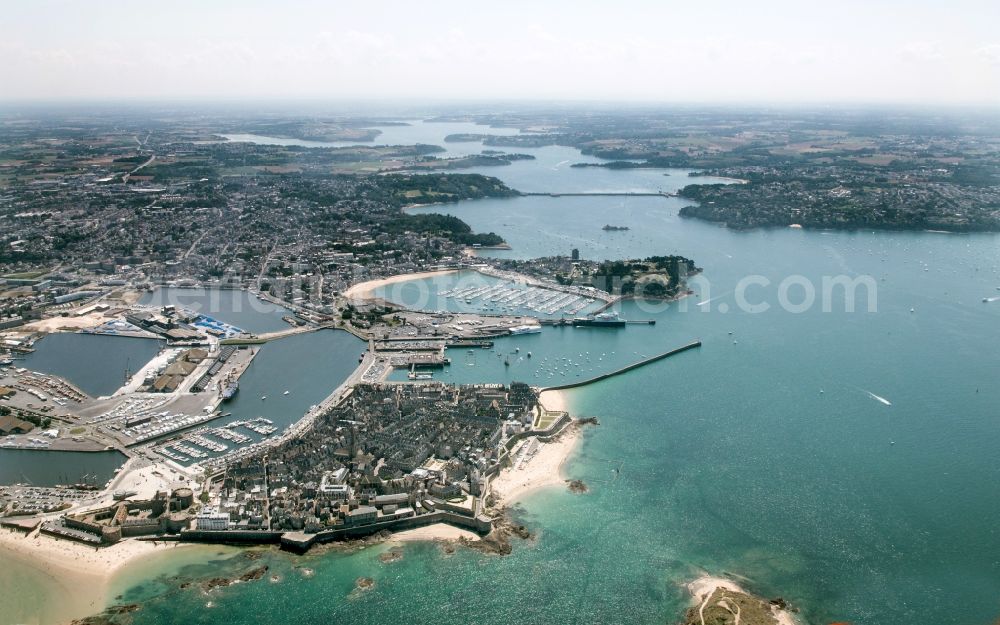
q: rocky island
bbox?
[684,577,799,625]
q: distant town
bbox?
[0,110,717,552]
[0,105,997,571]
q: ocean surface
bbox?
[6,122,1000,625]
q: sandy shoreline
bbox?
[388,523,479,543]
[537,388,568,413]
[0,389,580,622]
[343,269,460,300]
[0,527,192,625]
[687,575,798,625]
[489,389,581,505]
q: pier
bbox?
[225,323,327,344]
[541,318,656,326]
[445,339,494,349]
[540,340,701,391]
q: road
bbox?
[122,154,156,184]
[182,231,207,260]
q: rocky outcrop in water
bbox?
[70,604,140,625]
[200,566,269,591]
[462,515,533,555]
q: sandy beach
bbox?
[342,269,459,300]
[537,388,569,413]
[388,523,479,543]
[0,527,192,625]
[489,389,581,505]
[687,575,798,625]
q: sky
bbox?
[2,0,999,105]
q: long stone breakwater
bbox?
[540,340,701,392]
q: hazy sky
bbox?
[2,0,999,105]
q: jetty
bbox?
[541,340,701,391]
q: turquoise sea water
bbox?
[10,124,1000,625]
[120,227,1000,624]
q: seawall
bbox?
[541,340,701,391]
[170,511,492,553]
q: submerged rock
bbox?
[461,514,533,555]
[70,604,141,625]
[379,548,404,563]
[201,566,269,591]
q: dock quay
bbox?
[377,338,496,350]
[84,346,259,447]
[372,339,451,369]
[373,339,444,352]
[541,340,701,391]
[445,339,494,349]
[189,344,242,392]
[541,318,656,326]
[222,323,327,344]
[387,352,451,369]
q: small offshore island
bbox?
[684,577,800,625]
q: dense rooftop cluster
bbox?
[0,116,517,321]
[218,382,539,532]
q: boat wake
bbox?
[696,292,731,307]
[863,390,892,406]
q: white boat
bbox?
[509,324,542,335]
